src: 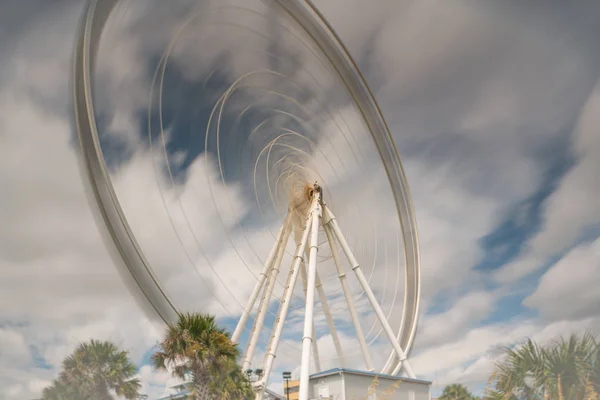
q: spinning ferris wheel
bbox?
[73,0,421,399]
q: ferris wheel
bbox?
[73,0,422,399]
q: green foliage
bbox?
[439,383,477,400]
[488,331,600,400]
[152,312,254,400]
[41,339,141,400]
[42,378,88,400]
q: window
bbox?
[286,385,299,393]
[317,384,330,399]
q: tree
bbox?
[439,383,477,400]
[152,312,254,400]
[209,358,254,399]
[42,378,86,400]
[488,332,600,400]
[592,342,600,396]
[41,339,141,400]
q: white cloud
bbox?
[2,1,600,399]
[524,237,600,321]
[0,328,30,367]
[110,146,251,317]
[0,2,249,397]
[415,291,497,350]
[416,316,600,391]
[311,0,600,305]
[6,384,24,398]
[497,80,600,283]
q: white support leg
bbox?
[381,327,409,376]
[315,271,345,367]
[300,256,321,373]
[324,205,416,379]
[391,354,405,376]
[255,210,315,399]
[383,347,399,376]
[386,338,407,376]
[232,211,292,343]
[323,221,373,371]
[242,219,292,371]
[299,195,322,400]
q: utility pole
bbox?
[283,371,292,400]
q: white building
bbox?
[264,388,286,399]
[157,368,285,400]
[156,371,193,400]
[307,368,431,400]
[157,366,429,399]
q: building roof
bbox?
[309,368,432,385]
[264,388,285,399]
[156,387,283,400]
[156,393,189,400]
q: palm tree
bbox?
[439,383,476,400]
[481,388,516,400]
[152,312,253,399]
[41,339,140,400]
[210,358,254,399]
[488,332,600,400]
[42,378,87,400]
[543,333,597,400]
[591,342,600,396]
[489,338,546,400]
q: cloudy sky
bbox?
[1,0,600,398]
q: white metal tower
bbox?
[232,183,415,400]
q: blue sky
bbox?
[1,0,600,399]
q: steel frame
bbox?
[238,185,416,400]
